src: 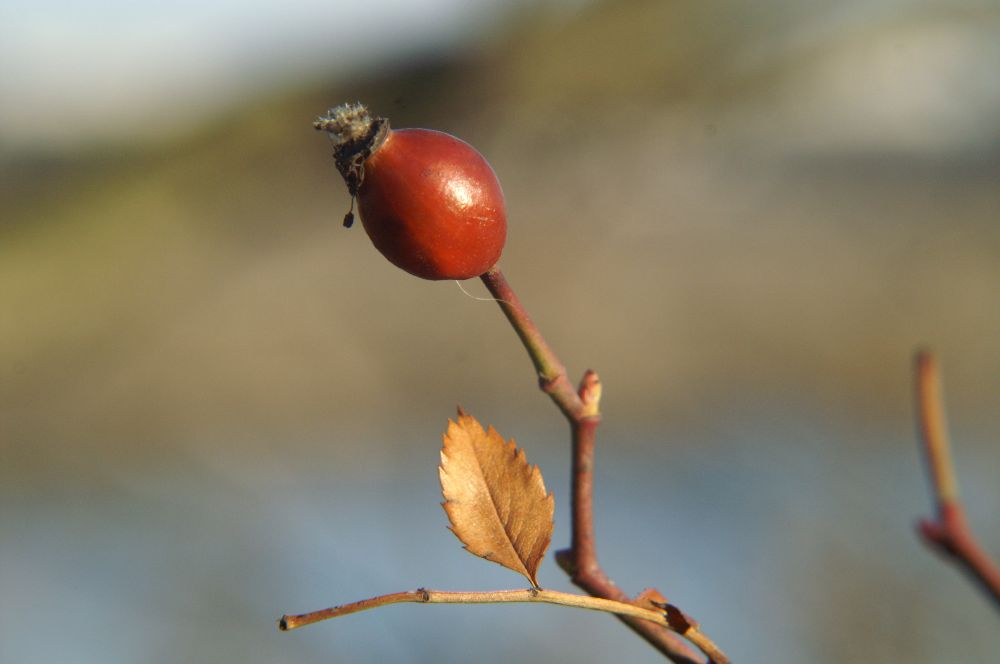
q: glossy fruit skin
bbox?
[357,128,507,280]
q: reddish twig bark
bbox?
[914,350,1000,612]
[481,268,727,664]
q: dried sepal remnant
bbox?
[439,409,554,587]
[314,102,382,148]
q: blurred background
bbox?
[2,0,999,662]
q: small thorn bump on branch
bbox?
[578,370,602,419]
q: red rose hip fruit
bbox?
[314,103,507,280]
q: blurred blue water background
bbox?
[2,1,999,662]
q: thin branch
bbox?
[481,267,728,664]
[570,411,600,573]
[281,588,663,630]
[480,268,584,420]
[915,350,960,507]
[279,587,727,661]
[914,350,1000,612]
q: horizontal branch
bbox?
[279,587,726,662]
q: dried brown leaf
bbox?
[439,410,554,587]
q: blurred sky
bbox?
[0,0,584,150]
[2,0,999,154]
[2,2,1000,664]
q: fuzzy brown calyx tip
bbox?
[314,102,390,197]
[314,102,379,145]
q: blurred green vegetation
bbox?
[4,1,998,463]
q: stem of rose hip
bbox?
[479,268,584,420]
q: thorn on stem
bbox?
[554,548,576,574]
[917,518,941,544]
[577,370,602,417]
